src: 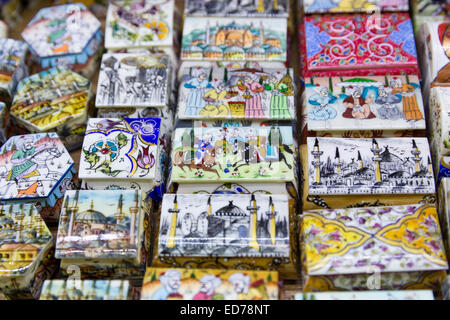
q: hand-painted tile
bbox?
[295,290,434,300]
[181,17,287,62]
[303,0,409,14]
[141,267,279,300]
[40,280,130,300]
[429,86,450,174]
[307,137,435,196]
[178,67,295,120]
[184,0,289,17]
[305,74,425,131]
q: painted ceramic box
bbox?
[56,190,151,281]
[0,38,29,104]
[141,267,279,300]
[10,67,92,151]
[437,156,450,183]
[40,279,130,300]
[184,0,289,17]
[177,67,295,120]
[0,203,57,300]
[301,13,419,78]
[301,137,436,211]
[96,53,171,109]
[300,203,448,292]
[0,133,76,226]
[79,118,167,201]
[181,17,287,62]
[294,290,434,300]
[303,0,409,14]
[21,3,103,79]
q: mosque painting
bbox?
[307,137,435,195]
[181,17,287,62]
[40,280,129,300]
[305,74,426,131]
[158,194,289,258]
[184,0,289,17]
[55,190,141,260]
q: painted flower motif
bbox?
[405,229,418,242]
[194,170,204,177]
[231,172,240,177]
[145,21,169,39]
[136,146,155,169]
[355,260,368,267]
[89,140,119,161]
[329,231,341,241]
[310,227,322,236]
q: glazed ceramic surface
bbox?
[0,38,28,101]
[294,290,434,300]
[303,0,409,13]
[158,194,289,258]
[178,67,295,120]
[429,87,450,171]
[0,102,8,143]
[141,267,279,300]
[184,0,289,17]
[181,17,287,62]
[307,137,435,196]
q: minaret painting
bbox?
[357,151,363,170]
[129,191,139,244]
[68,190,79,238]
[411,139,422,174]
[247,194,260,250]
[371,138,383,183]
[311,138,323,185]
[115,194,124,224]
[167,195,180,249]
[334,147,341,174]
[265,196,277,245]
[428,156,433,174]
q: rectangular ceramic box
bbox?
[55,190,151,281]
[0,133,77,226]
[294,290,434,300]
[184,0,289,17]
[21,3,103,79]
[301,137,436,211]
[0,203,56,300]
[141,267,279,300]
[303,0,409,14]
[177,67,296,120]
[10,67,92,151]
[181,17,287,62]
[300,203,448,292]
[40,279,130,300]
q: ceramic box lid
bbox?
[303,0,409,14]
[79,118,161,181]
[141,267,279,300]
[55,190,142,260]
[158,194,289,258]
[184,0,289,17]
[96,53,170,108]
[181,17,287,62]
[307,137,435,196]
[0,38,28,96]
[10,67,91,132]
[305,74,425,131]
[171,124,295,183]
[40,279,130,300]
[0,203,52,279]
[21,3,101,58]
[0,133,74,201]
[295,290,434,300]
[304,13,417,72]
[302,203,448,276]
[178,67,295,120]
[105,0,174,50]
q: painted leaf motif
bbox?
[83,148,100,168]
[116,132,128,149]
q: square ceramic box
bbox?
[79,118,167,201]
[301,13,419,78]
[0,38,29,104]
[294,290,434,300]
[181,17,287,63]
[10,67,92,151]
[0,133,77,226]
[301,137,436,211]
[141,267,279,300]
[40,279,130,300]
[21,3,103,79]
[303,0,409,14]
[184,0,290,17]
[0,203,56,300]
[300,203,448,292]
[177,67,296,120]
[56,190,151,281]
[96,53,171,109]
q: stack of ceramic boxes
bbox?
[296,0,449,296]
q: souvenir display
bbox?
[301,13,419,78]
[301,137,436,211]
[0,133,76,225]
[0,38,29,104]
[0,203,56,299]
[300,203,448,292]
[411,0,449,35]
[40,279,130,300]
[141,267,279,300]
[0,102,9,144]
[294,290,434,300]
[302,0,409,13]
[177,67,295,120]
[55,190,151,281]
[79,118,167,201]
[184,0,289,17]
[21,3,103,78]
[96,53,171,109]
[10,67,92,151]
[181,17,287,62]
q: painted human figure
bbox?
[200,80,230,116]
[264,74,292,119]
[195,133,214,165]
[390,78,424,121]
[308,86,338,120]
[184,68,212,116]
[124,76,139,105]
[239,74,265,118]
[228,273,265,300]
[193,275,223,300]
[101,67,124,105]
[152,270,183,300]
[342,87,376,119]
[375,86,403,120]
